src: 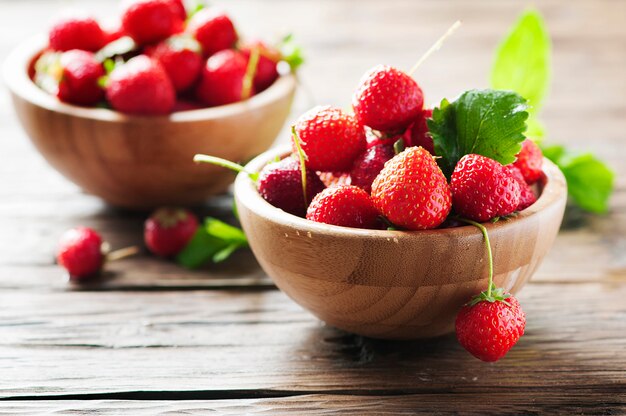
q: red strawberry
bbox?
[371,146,451,230]
[48,16,105,52]
[294,106,366,172]
[241,40,280,92]
[258,157,326,217]
[103,23,126,44]
[318,172,352,188]
[350,144,395,193]
[352,65,424,132]
[146,35,203,92]
[105,55,176,115]
[306,185,381,229]
[57,227,104,280]
[144,208,199,257]
[406,108,434,154]
[456,294,526,362]
[505,165,537,211]
[451,154,521,222]
[121,0,182,45]
[165,0,186,20]
[187,8,238,57]
[196,49,251,107]
[514,139,543,184]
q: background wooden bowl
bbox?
[235,146,568,340]
[3,36,297,209]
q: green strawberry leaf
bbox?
[278,33,304,72]
[176,217,248,269]
[542,145,614,213]
[428,89,529,177]
[95,36,137,63]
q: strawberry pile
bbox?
[33,0,300,115]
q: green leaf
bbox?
[491,8,551,114]
[279,33,304,72]
[95,36,137,63]
[428,89,528,177]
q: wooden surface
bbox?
[0,0,625,414]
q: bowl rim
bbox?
[235,145,568,239]
[2,34,297,123]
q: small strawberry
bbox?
[350,144,395,193]
[105,55,176,115]
[48,16,106,52]
[371,146,451,230]
[513,139,543,184]
[35,50,105,106]
[352,65,424,133]
[450,154,521,222]
[306,185,381,229]
[240,40,280,92]
[146,35,203,92]
[186,8,238,57]
[294,106,366,172]
[57,227,104,280]
[196,49,251,107]
[406,108,434,154]
[165,0,186,20]
[121,0,182,45]
[504,165,537,211]
[144,208,199,257]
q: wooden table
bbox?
[1,0,625,414]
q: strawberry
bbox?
[371,146,451,230]
[144,208,199,257]
[350,144,395,193]
[406,108,434,154]
[505,165,537,211]
[103,23,126,44]
[352,65,424,132]
[165,0,187,20]
[513,139,543,184]
[186,8,238,57]
[306,185,381,229]
[146,35,203,92]
[121,0,182,45]
[105,55,176,115]
[293,106,366,172]
[48,16,106,52]
[456,292,526,362]
[57,227,104,280]
[240,40,280,92]
[196,49,251,107]
[35,50,105,106]
[450,154,521,222]
[318,172,352,188]
[258,157,326,217]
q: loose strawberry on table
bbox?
[144,208,199,257]
[57,227,104,280]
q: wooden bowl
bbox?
[235,146,568,339]
[3,36,297,209]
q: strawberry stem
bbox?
[291,125,309,209]
[408,20,462,76]
[458,218,494,298]
[241,46,260,100]
[193,154,259,181]
[106,245,140,262]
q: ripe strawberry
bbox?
[318,172,352,188]
[456,293,526,362]
[350,144,395,193]
[57,227,104,280]
[294,106,366,172]
[187,8,238,57]
[505,165,537,211]
[105,55,175,115]
[103,23,126,44]
[371,146,451,230]
[451,154,521,222]
[165,0,186,20]
[514,139,543,184]
[258,157,326,217]
[48,16,106,52]
[196,49,251,107]
[406,108,434,154]
[144,208,199,257]
[241,40,280,92]
[352,65,424,132]
[306,185,381,229]
[122,0,182,45]
[146,35,203,92]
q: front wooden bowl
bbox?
[3,36,296,209]
[235,147,567,339]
